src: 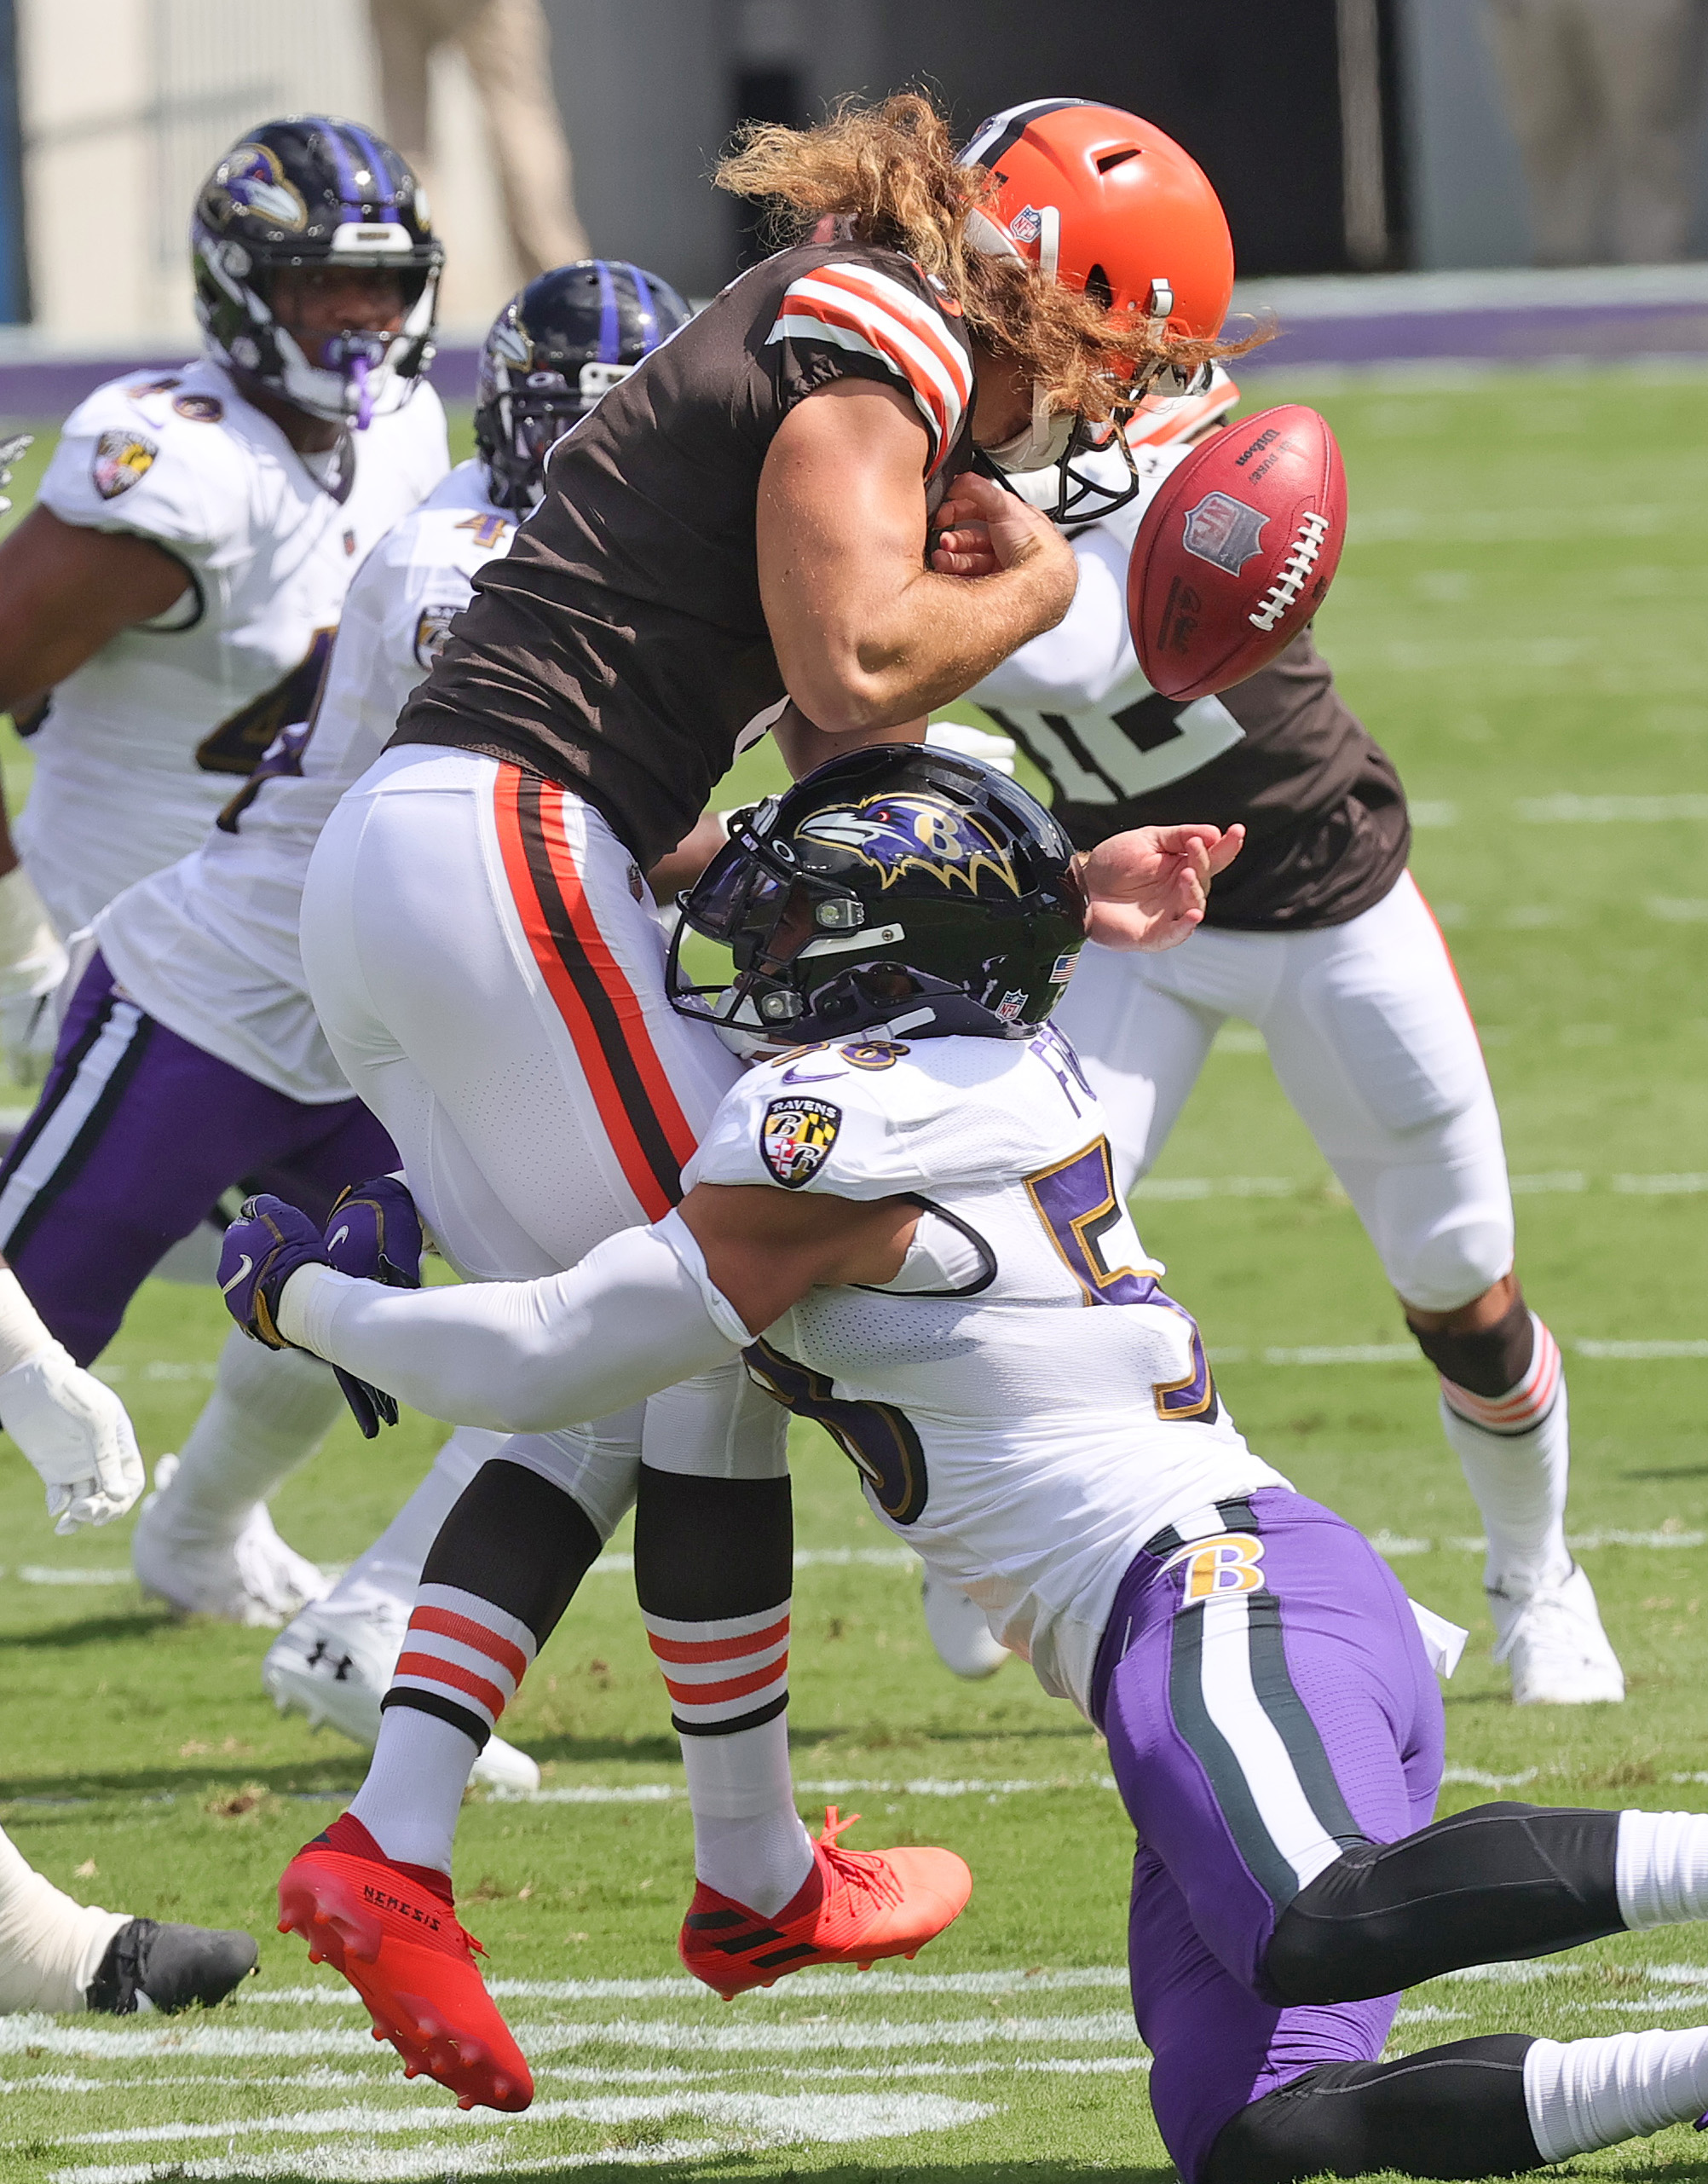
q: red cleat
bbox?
[277,1814,531,2112]
[678,1806,972,2001]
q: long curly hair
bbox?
[716,92,1258,424]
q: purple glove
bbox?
[218,1195,329,1349]
[320,1177,424,1438]
[324,1176,423,1289]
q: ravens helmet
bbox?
[474,261,692,512]
[666,744,1087,1049]
[193,117,441,428]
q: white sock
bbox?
[349,1706,479,1875]
[0,1823,126,2014]
[682,1715,814,1916]
[1615,1810,1708,1927]
[1436,1316,1572,1592]
[159,1329,343,1540]
[1526,2025,1708,2159]
[316,1428,503,1620]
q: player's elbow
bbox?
[782,649,920,737]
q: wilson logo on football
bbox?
[1162,1531,1266,1601]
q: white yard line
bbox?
[243,1966,1134,2008]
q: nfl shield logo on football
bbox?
[760,1095,841,1188]
[1181,490,1269,576]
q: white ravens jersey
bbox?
[684,1026,1287,1714]
[26,356,447,936]
[967,378,1247,804]
[96,459,513,1102]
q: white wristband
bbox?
[0,1268,55,1376]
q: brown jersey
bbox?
[979,630,1410,931]
[393,245,977,869]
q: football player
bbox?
[938,104,1618,1705]
[0,118,449,1622]
[0,1244,256,2014]
[91,260,694,1783]
[230,747,1708,2175]
[282,86,1241,2094]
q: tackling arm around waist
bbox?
[274,1186,920,1433]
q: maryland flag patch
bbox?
[413,604,460,668]
[760,1095,840,1188]
[93,430,158,500]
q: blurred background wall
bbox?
[3,0,1708,341]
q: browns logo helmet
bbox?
[666,743,1087,1049]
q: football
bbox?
[1126,402,1348,702]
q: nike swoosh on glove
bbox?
[219,1194,331,1350]
[0,1344,145,1533]
[320,1176,424,1438]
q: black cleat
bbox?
[86,1917,259,2014]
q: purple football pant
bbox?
[0,952,397,1364]
[1094,1487,1445,2184]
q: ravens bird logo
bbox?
[796,794,1021,896]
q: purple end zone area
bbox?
[1242,298,1708,373]
[0,343,482,424]
[3,269,1707,424]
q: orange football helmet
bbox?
[961,98,1234,346]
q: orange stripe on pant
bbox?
[492,767,698,1222]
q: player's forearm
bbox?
[784,558,1076,734]
[277,1218,747,1433]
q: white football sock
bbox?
[349,1706,479,1875]
[157,1329,343,1540]
[1526,2026,1708,2160]
[317,1428,504,1620]
[0,1823,126,2014]
[682,1715,814,1916]
[1615,1810,1708,1928]
[1436,1317,1572,1592]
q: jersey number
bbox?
[195,627,336,777]
[1024,1137,1217,1422]
[982,690,1243,806]
[743,1338,929,1524]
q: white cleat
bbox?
[1490,1563,1626,1705]
[921,1567,1010,1680]
[263,1596,540,1793]
[133,1454,332,1628]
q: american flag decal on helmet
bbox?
[768,263,973,475]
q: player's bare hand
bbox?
[930,472,1076,604]
[1080,823,1245,952]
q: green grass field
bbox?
[1,365,1707,2182]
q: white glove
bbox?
[0,1343,145,1532]
[0,864,68,1004]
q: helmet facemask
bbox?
[666,754,1088,1054]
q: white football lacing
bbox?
[1248,510,1332,633]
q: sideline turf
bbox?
[1,367,1707,2181]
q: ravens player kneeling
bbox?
[226,748,1708,2170]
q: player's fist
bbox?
[219,1194,329,1349]
[0,1343,144,1533]
[322,1176,420,1439]
[325,1175,423,1290]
